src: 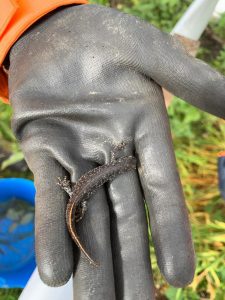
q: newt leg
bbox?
[111,141,127,162]
[57,176,73,196]
[75,201,88,222]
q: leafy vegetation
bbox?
[121,0,193,32]
[1,0,225,299]
[0,101,32,179]
[0,104,25,175]
[0,289,22,300]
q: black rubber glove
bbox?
[8,4,225,299]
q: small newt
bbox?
[57,154,137,266]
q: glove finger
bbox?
[135,92,195,287]
[107,169,155,299]
[33,156,74,287]
[32,147,116,296]
[72,185,116,300]
[136,19,225,119]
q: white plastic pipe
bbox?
[214,0,225,17]
[172,0,219,40]
[19,269,73,300]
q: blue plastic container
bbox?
[0,178,36,288]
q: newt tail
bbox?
[58,155,137,266]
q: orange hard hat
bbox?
[0,0,88,104]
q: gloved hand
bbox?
[8,4,225,299]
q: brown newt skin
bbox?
[57,155,137,266]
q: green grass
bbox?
[0,289,22,300]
